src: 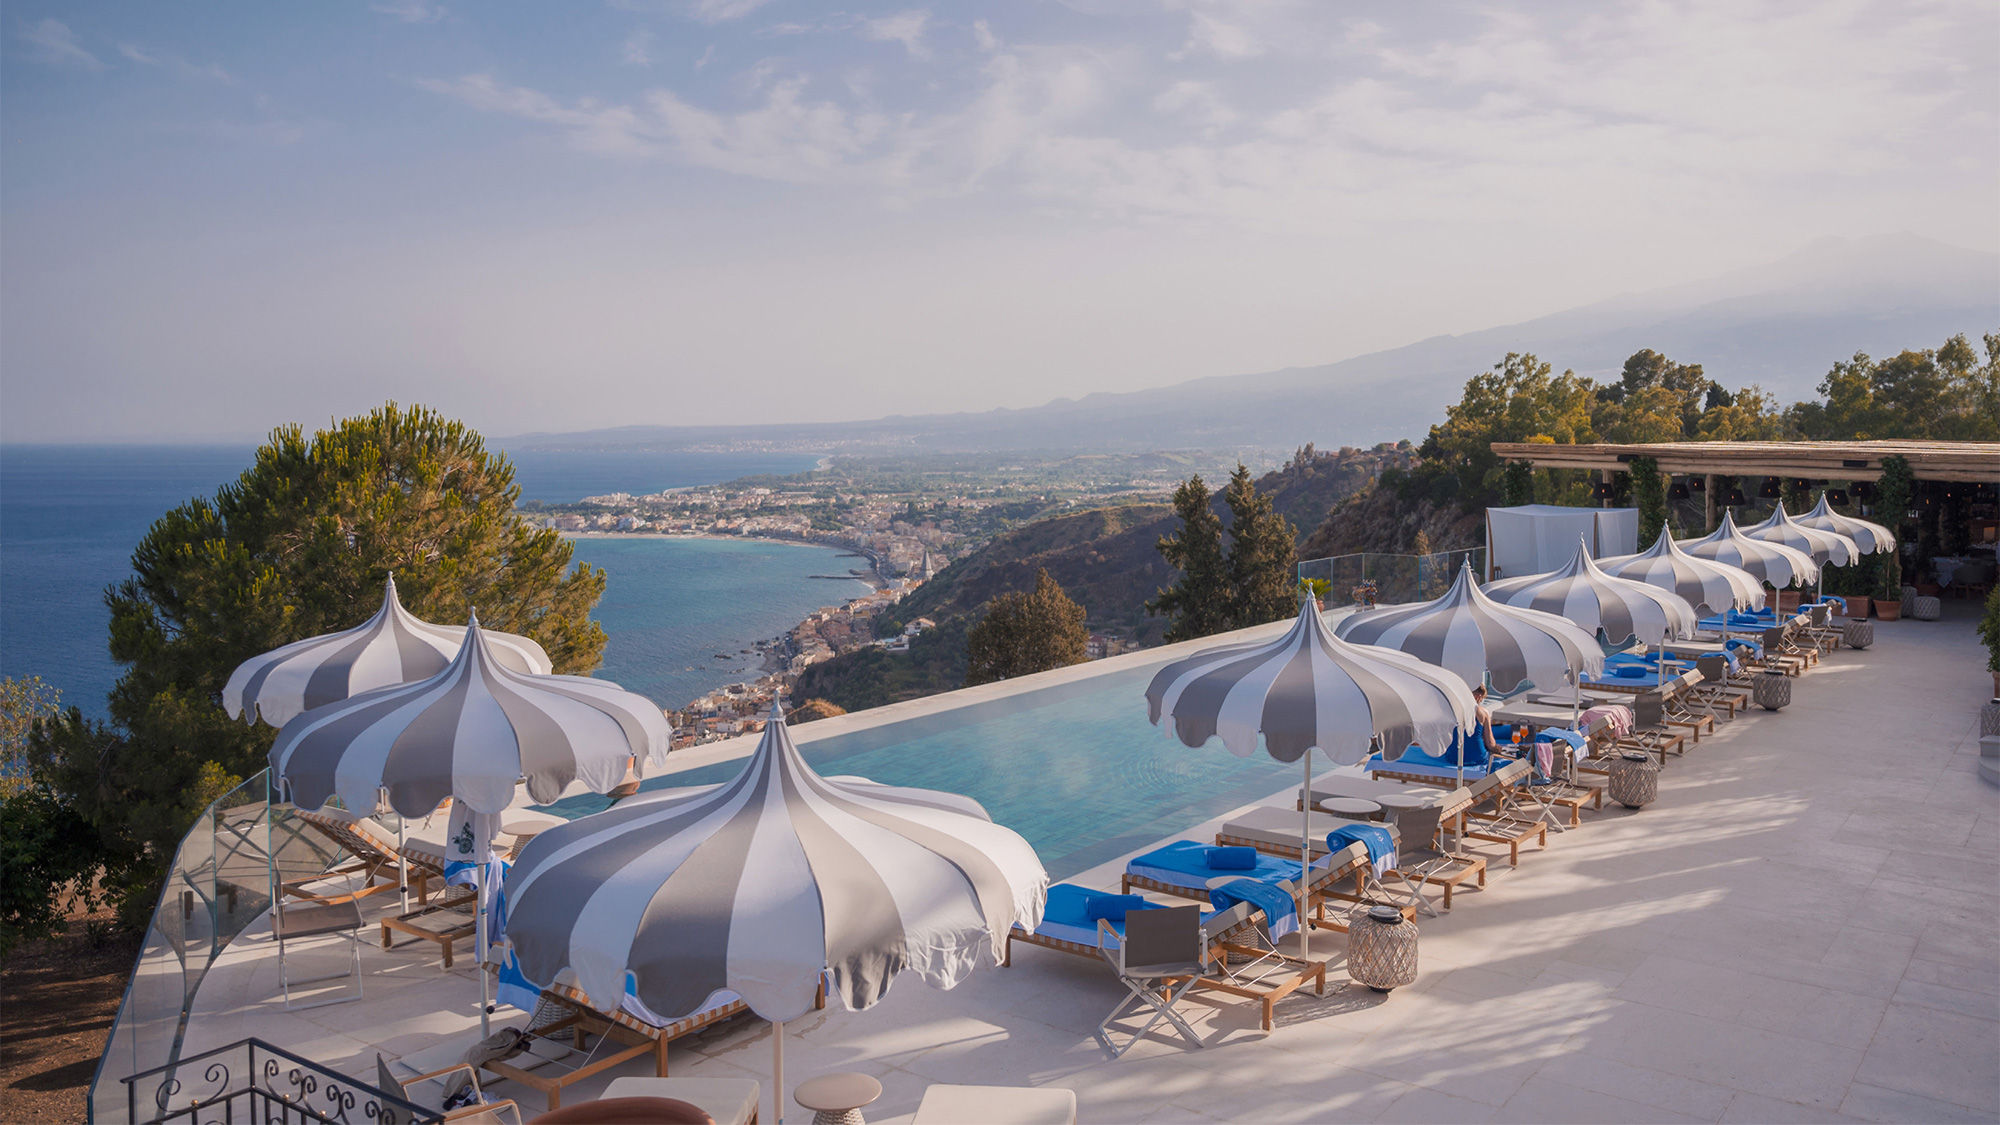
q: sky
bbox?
[2,1,1996,443]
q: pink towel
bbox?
[1581,704,1634,738]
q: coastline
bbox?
[565,530,896,715]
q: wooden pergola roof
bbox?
[1488,440,2000,483]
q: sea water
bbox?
[0,444,858,717]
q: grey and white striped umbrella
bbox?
[1598,527,1766,615]
[1678,512,1820,588]
[1145,596,1477,765]
[270,614,666,818]
[1742,503,1859,567]
[1333,564,1604,694]
[1485,538,1698,647]
[501,707,1046,1121]
[1797,493,1897,554]
[225,574,553,727]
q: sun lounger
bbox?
[482,985,753,1111]
[1456,768,1550,864]
[1119,838,1410,932]
[913,1084,1076,1125]
[1003,884,1326,1032]
[602,1078,761,1125]
[380,884,479,967]
[1213,805,1396,858]
[288,807,445,907]
[1216,804,1480,914]
[1296,773,1476,820]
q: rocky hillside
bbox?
[1299,482,1484,560]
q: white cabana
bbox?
[1485,504,1639,582]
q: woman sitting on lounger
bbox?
[1469,687,1506,758]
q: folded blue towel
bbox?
[1327,824,1397,878]
[1207,877,1297,932]
[1205,845,1258,870]
[1376,746,1499,776]
[1084,893,1157,923]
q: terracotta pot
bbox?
[1776,590,1803,612]
[1874,599,1903,621]
[1844,600,1872,620]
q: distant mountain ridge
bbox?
[510,233,1997,456]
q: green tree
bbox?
[1422,353,1598,506]
[1595,350,1712,442]
[1222,464,1299,629]
[0,679,99,955]
[965,569,1088,686]
[32,404,609,924]
[0,676,59,799]
[1148,475,1233,642]
[1874,455,1913,597]
[1629,457,1666,544]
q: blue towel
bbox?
[1130,840,1300,883]
[1207,877,1297,933]
[1327,824,1397,878]
[1084,893,1157,923]
[1374,746,1500,777]
[1206,845,1258,870]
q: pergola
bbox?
[1489,438,2000,541]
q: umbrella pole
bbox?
[773,1018,786,1125]
[397,819,409,914]
[1299,749,1314,959]
[477,861,491,1037]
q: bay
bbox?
[0,443,849,718]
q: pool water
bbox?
[541,664,1298,880]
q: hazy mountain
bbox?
[510,233,1997,456]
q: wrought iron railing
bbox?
[122,1038,440,1125]
[89,769,344,1123]
[1298,547,1487,608]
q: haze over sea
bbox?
[0,445,869,719]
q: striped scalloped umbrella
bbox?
[1797,493,1897,554]
[271,615,668,1032]
[1598,527,1766,615]
[1678,512,1820,589]
[1146,595,1476,951]
[1333,563,1604,695]
[501,706,1046,1124]
[1485,537,1698,647]
[1742,503,1859,568]
[224,574,552,727]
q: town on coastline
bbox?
[524,470,1150,748]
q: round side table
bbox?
[1346,905,1419,992]
[1372,792,1433,835]
[1318,797,1384,821]
[1608,752,1658,809]
[795,1072,883,1125]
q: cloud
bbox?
[1152,80,1235,135]
[972,19,999,52]
[119,43,233,83]
[1174,10,1261,60]
[621,28,654,66]
[688,0,773,24]
[371,0,447,24]
[861,10,930,59]
[19,19,102,69]
[695,44,716,70]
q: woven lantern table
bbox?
[1843,619,1874,650]
[1346,905,1418,993]
[1753,671,1792,712]
[1608,752,1659,809]
[795,1072,882,1125]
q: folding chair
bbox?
[1096,904,1207,1057]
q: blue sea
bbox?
[0,444,863,717]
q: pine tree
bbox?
[30,403,609,924]
[965,570,1089,685]
[1222,464,1299,628]
[1147,475,1233,642]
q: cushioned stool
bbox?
[1911,595,1942,621]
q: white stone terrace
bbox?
[178,613,1999,1124]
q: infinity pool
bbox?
[543,664,1298,880]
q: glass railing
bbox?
[88,768,342,1124]
[1298,547,1488,609]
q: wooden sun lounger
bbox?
[1119,840,1416,933]
[1003,894,1326,1031]
[483,984,772,1111]
[379,886,478,968]
[1217,805,1484,912]
[289,808,443,907]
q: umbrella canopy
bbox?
[1677,512,1820,588]
[1598,527,1766,614]
[1741,504,1859,567]
[270,614,667,817]
[1796,493,1897,554]
[225,575,553,727]
[1332,564,1604,694]
[1485,538,1698,647]
[1146,595,1478,765]
[501,706,1047,1025]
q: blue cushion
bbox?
[1084,894,1157,923]
[1205,845,1258,870]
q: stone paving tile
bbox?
[1571,1001,1863,1109]
[1852,1001,2000,1115]
[1373,1084,1499,1123]
[1530,1055,1734,1122]
[1494,1074,1708,1123]
[1837,1080,1997,1123]
[1719,1090,1866,1123]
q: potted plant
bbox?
[1351,578,1379,609]
[1980,587,2000,699]
[1871,456,1912,619]
[1299,577,1331,610]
